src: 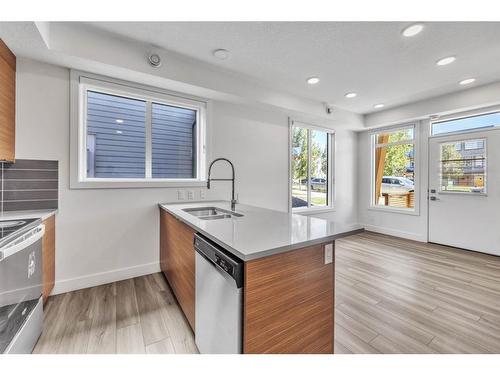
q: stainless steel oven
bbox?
[0,219,45,354]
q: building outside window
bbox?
[71,72,207,188]
[439,139,486,194]
[430,110,497,194]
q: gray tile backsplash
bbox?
[1,159,58,212]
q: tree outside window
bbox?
[291,124,331,209]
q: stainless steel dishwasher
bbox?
[194,233,243,354]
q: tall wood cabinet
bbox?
[0,39,16,162]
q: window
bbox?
[464,139,484,150]
[372,125,416,210]
[432,111,500,135]
[151,102,197,178]
[440,139,486,194]
[290,121,333,210]
[86,91,147,178]
[72,72,206,188]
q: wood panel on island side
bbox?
[159,209,335,354]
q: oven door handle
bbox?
[0,224,45,262]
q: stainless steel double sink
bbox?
[182,206,244,220]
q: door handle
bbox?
[429,196,439,201]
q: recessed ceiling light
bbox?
[213,49,231,60]
[436,56,456,66]
[373,103,385,109]
[306,76,320,85]
[115,119,124,124]
[402,23,424,37]
[459,78,476,85]
[345,92,357,98]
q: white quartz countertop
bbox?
[159,201,363,261]
[0,209,57,222]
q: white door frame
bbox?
[426,105,500,244]
[427,127,500,253]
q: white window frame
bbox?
[369,123,419,215]
[288,119,335,214]
[430,106,500,136]
[70,70,208,189]
[437,137,488,196]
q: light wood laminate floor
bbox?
[33,273,198,354]
[34,232,500,354]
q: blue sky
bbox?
[433,112,500,135]
[312,130,327,149]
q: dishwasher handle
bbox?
[194,233,244,288]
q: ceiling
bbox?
[85,22,500,114]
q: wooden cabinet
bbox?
[158,208,335,353]
[160,210,196,330]
[244,242,334,353]
[42,215,56,303]
[0,39,16,162]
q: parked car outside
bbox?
[381,176,414,195]
[299,177,326,191]
[311,178,326,191]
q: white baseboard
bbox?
[51,262,161,295]
[363,224,427,242]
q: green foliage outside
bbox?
[383,144,413,176]
[381,130,413,177]
[441,143,464,178]
[292,127,308,182]
[292,127,327,182]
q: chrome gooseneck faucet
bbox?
[207,158,237,211]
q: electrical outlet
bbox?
[187,190,194,200]
[177,190,186,200]
[200,189,206,199]
[324,243,333,264]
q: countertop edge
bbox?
[0,209,58,222]
[159,204,364,261]
[159,204,248,260]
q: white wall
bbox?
[15,59,228,294]
[364,80,500,129]
[210,101,289,211]
[360,80,500,242]
[313,129,359,224]
[15,58,360,294]
[211,101,359,223]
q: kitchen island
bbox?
[159,201,362,354]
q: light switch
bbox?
[324,243,333,264]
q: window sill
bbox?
[292,206,336,215]
[70,179,207,190]
[368,205,420,216]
